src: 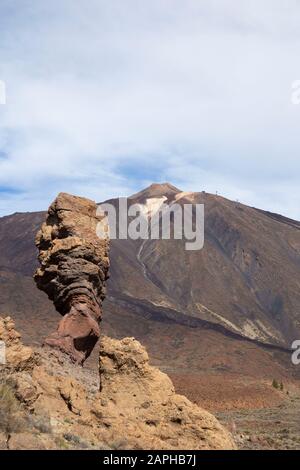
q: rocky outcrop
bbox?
[0,317,35,370]
[34,193,109,364]
[0,316,235,450]
[97,336,235,449]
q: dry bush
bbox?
[0,379,26,438]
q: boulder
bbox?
[97,336,236,450]
[0,317,34,370]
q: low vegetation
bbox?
[0,379,25,444]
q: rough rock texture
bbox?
[0,317,35,370]
[34,193,109,363]
[0,316,235,450]
[97,336,235,449]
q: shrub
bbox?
[63,433,81,445]
[29,414,52,434]
[272,379,279,389]
[63,433,89,449]
[280,382,284,391]
[0,380,25,438]
[55,436,69,449]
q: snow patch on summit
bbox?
[138,197,168,218]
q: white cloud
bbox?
[0,0,300,217]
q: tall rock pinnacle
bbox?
[34,193,109,364]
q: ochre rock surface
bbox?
[97,336,236,449]
[0,316,235,450]
[34,193,109,363]
[0,316,35,370]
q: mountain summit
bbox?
[129,182,182,200]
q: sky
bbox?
[0,0,300,218]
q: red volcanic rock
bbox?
[34,193,109,364]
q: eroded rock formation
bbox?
[34,193,109,363]
[0,316,236,450]
[0,317,35,370]
[98,336,236,449]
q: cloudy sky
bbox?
[0,0,300,218]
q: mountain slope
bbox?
[106,184,300,348]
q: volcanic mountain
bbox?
[105,183,300,347]
[1,183,300,409]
